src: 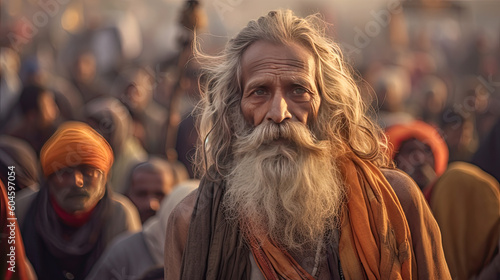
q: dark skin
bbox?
[127,168,174,224]
[47,165,106,214]
[240,41,321,127]
[394,139,436,190]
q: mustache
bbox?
[66,189,90,198]
[233,121,328,155]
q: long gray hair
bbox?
[194,10,390,178]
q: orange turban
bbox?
[385,120,448,176]
[40,121,114,177]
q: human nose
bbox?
[266,92,292,124]
[149,198,160,212]
[73,171,84,188]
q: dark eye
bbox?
[54,168,74,181]
[291,87,313,101]
[61,168,74,176]
[292,87,308,95]
[252,89,266,96]
[155,192,166,199]
[80,166,101,178]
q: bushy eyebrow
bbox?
[243,75,315,92]
[243,77,270,92]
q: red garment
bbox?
[49,195,95,228]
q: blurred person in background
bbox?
[471,118,500,183]
[461,32,496,77]
[440,107,478,162]
[463,82,500,143]
[70,49,109,103]
[50,77,86,122]
[117,66,168,155]
[18,57,45,88]
[408,30,443,85]
[410,75,449,127]
[84,97,147,194]
[428,162,500,280]
[0,136,40,194]
[124,158,177,224]
[86,180,198,280]
[368,65,414,129]
[0,47,22,123]
[14,121,141,280]
[5,54,85,123]
[157,0,207,161]
[5,84,60,155]
[385,120,449,192]
[175,113,199,179]
[174,60,203,179]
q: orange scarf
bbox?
[249,154,416,279]
[248,233,315,280]
[339,154,416,279]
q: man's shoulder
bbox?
[102,231,147,257]
[164,188,199,280]
[108,192,142,232]
[170,188,198,222]
[86,232,154,280]
[381,168,423,205]
[381,168,417,188]
[166,187,198,244]
[110,192,136,211]
[381,169,452,279]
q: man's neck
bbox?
[49,195,96,228]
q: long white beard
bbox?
[224,121,345,250]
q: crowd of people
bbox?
[1,1,499,280]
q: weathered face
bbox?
[127,169,174,223]
[240,41,321,127]
[48,165,106,214]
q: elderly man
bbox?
[165,10,451,280]
[16,121,141,280]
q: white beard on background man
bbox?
[224,119,345,251]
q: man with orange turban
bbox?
[15,121,141,280]
[385,120,449,191]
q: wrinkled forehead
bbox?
[240,40,317,82]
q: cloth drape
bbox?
[180,154,417,279]
[338,153,417,279]
[430,162,500,279]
